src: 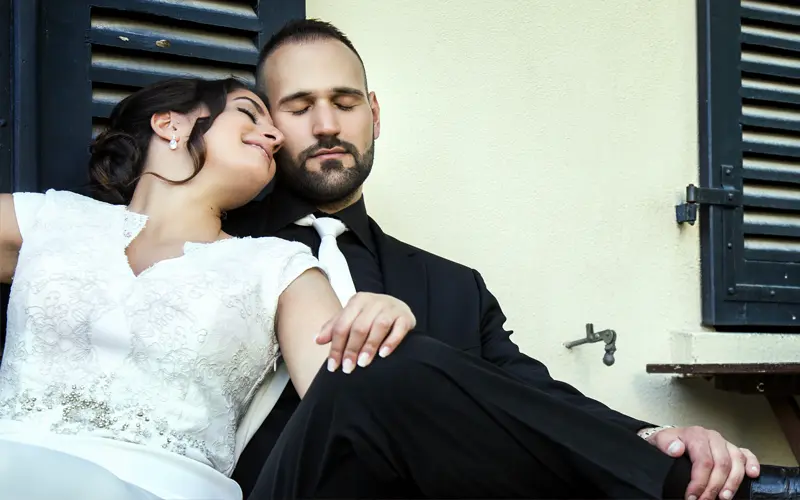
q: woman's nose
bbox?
[263,126,285,153]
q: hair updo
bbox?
[88,77,260,204]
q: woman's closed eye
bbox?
[238,107,258,123]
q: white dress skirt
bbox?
[0,439,161,500]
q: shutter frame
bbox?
[0,0,10,194]
[699,0,800,329]
[8,0,39,193]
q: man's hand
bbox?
[645,426,759,500]
[316,292,416,374]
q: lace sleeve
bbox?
[256,238,328,332]
[277,243,328,296]
[11,192,47,240]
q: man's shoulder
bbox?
[380,230,478,278]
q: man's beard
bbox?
[275,137,374,204]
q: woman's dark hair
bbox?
[89,77,262,204]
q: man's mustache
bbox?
[299,138,360,164]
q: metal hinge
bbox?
[675,184,742,225]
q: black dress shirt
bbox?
[255,187,384,295]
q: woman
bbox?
[0,78,415,499]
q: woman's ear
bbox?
[151,111,174,142]
[150,111,192,144]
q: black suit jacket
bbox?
[368,219,650,431]
[229,204,652,494]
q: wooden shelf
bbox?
[646,362,800,463]
[647,363,800,376]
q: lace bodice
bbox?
[0,190,320,476]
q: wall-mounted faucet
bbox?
[564,323,617,366]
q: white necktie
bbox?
[295,214,357,305]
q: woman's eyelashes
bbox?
[238,108,258,123]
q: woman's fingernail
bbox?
[688,495,697,500]
[722,490,733,500]
[379,346,391,358]
[358,352,371,367]
[752,465,759,473]
[342,358,355,374]
[668,441,682,455]
[327,358,337,372]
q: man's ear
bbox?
[369,91,381,140]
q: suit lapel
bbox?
[370,219,429,334]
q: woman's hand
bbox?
[316,292,416,374]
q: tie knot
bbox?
[311,217,347,238]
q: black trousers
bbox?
[249,334,684,499]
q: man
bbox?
[226,19,799,499]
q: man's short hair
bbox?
[256,19,368,92]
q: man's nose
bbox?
[311,105,341,137]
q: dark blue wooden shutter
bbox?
[0,0,10,194]
[38,0,302,194]
[1,0,304,353]
[698,0,800,328]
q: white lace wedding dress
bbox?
[0,190,321,499]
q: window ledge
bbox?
[668,331,800,365]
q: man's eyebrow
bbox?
[330,87,366,98]
[277,91,313,107]
[277,87,366,107]
[233,96,266,115]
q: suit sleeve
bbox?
[473,270,654,433]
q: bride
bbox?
[0,77,415,499]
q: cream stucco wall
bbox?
[306,0,797,464]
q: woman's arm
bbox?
[275,268,342,398]
[0,194,23,284]
[275,267,417,398]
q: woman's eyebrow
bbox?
[233,96,265,115]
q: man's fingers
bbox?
[326,300,365,372]
[697,432,732,500]
[685,431,714,500]
[717,444,746,500]
[651,428,684,457]
[741,448,759,478]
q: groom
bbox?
[226,19,799,500]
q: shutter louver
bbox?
[89,1,262,136]
[36,0,302,192]
[698,0,800,327]
[741,1,800,265]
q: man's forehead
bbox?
[264,40,365,95]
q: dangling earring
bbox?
[169,133,178,150]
